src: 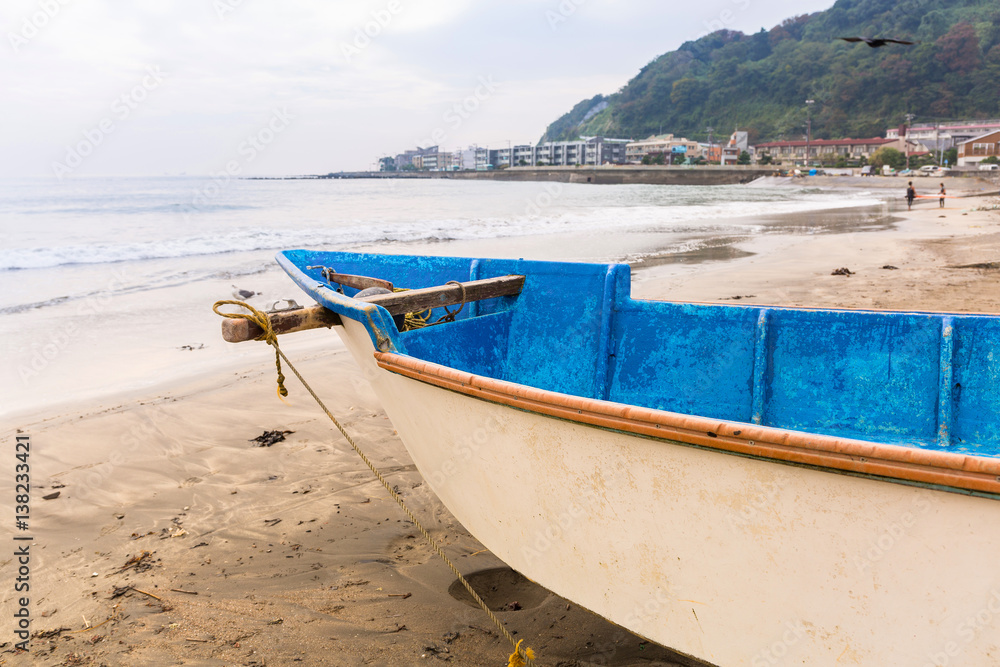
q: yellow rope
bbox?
[392,286,432,330]
[213,300,288,398]
[392,282,466,330]
[404,309,433,330]
[508,639,536,667]
[213,300,536,666]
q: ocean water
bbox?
[0,176,885,416]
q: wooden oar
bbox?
[222,274,525,343]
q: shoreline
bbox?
[5,196,1000,665]
[252,168,1000,192]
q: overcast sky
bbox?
[1,0,836,177]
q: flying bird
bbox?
[837,36,917,48]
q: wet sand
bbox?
[4,194,1000,666]
[632,198,1000,313]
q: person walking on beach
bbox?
[939,183,946,208]
[906,181,916,210]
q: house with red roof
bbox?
[756,137,925,165]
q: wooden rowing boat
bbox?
[224,250,1000,666]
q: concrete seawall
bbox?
[435,166,779,185]
[309,166,780,185]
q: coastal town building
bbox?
[418,152,457,171]
[755,137,925,165]
[532,137,630,166]
[625,134,700,163]
[455,147,478,171]
[887,119,1000,157]
[512,144,535,167]
[590,137,631,164]
[497,147,513,168]
[390,135,634,171]
[476,146,513,169]
[957,131,1000,166]
[394,145,438,170]
[475,147,498,170]
[471,138,630,169]
[512,145,532,166]
[703,144,722,163]
[720,130,750,166]
[474,146,530,169]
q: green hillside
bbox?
[541,0,1000,145]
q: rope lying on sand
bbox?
[213,299,537,667]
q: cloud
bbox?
[1,0,836,176]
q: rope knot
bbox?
[213,300,288,397]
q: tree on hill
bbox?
[937,22,981,75]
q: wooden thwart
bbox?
[222,274,525,343]
[363,274,525,315]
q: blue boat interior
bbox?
[278,250,1000,458]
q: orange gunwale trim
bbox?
[373,352,1000,496]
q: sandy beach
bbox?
[4,186,1000,666]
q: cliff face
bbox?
[541,0,1000,145]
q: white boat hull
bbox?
[336,318,1000,666]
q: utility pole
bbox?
[706,127,714,164]
[904,113,915,170]
[937,120,943,166]
[805,99,815,167]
